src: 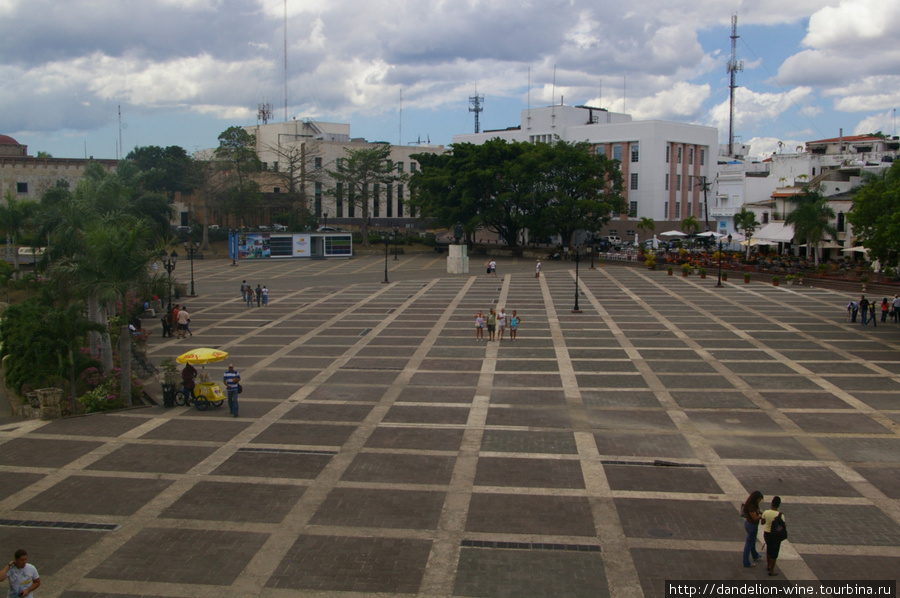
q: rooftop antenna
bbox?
[283,0,288,121]
[399,88,402,145]
[527,67,531,130]
[117,105,123,159]
[727,13,744,156]
[469,87,484,134]
[257,102,273,124]
[623,75,626,114]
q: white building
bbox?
[453,105,719,237]
[242,120,445,226]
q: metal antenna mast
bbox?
[726,14,744,157]
[469,91,484,134]
[283,0,288,121]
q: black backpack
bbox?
[770,514,787,542]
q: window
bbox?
[700,148,706,166]
[837,211,845,232]
[665,174,669,190]
[261,162,268,171]
[612,144,623,161]
[386,184,393,218]
[675,202,681,219]
[688,176,693,191]
[314,157,322,169]
[336,183,344,218]
[348,186,355,217]
[687,202,692,217]
[664,201,669,216]
[677,146,682,163]
[410,162,417,172]
[595,144,606,157]
[631,143,639,162]
[314,182,322,217]
[336,158,343,170]
[397,185,404,217]
[676,174,682,190]
[666,145,670,163]
[630,173,639,190]
[273,161,278,172]
[689,147,694,165]
[273,187,280,194]
[629,201,638,217]
[397,161,404,173]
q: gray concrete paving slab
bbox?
[0,256,898,597]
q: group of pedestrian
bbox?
[475,308,520,341]
[241,280,268,307]
[161,304,192,339]
[846,295,900,326]
[741,491,787,577]
[485,259,498,277]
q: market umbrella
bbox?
[842,246,869,254]
[659,230,686,237]
[696,231,722,238]
[176,348,230,365]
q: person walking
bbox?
[870,301,877,327]
[489,259,497,277]
[474,311,485,341]
[176,306,190,339]
[261,285,268,306]
[509,310,520,341]
[161,307,174,338]
[181,363,197,401]
[892,295,900,322]
[223,364,241,417]
[740,490,764,567]
[487,308,497,342]
[847,300,859,323]
[535,259,541,278]
[0,549,40,597]
[859,295,870,325]
[245,287,254,308]
[255,284,262,307]
[240,280,248,302]
[761,496,785,576]
[881,298,890,322]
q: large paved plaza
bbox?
[0,254,899,598]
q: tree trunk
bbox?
[200,192,211,251]
[68,349,77,415]
[88,296,101,359]
[99,307,113,372]
[118,325,132,406]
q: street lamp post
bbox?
[589,242,595,269]
[393,225,400,260]
[572,245,582,313]
[716,233,732,288]
[184,240,198,296]
[323,212,328,230]
[382,228,393,284]
[229,228,237,267]
[161,250,178,309]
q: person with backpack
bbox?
[761,496,787,576]
[740,490,764,567]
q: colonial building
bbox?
[0,134,118,200]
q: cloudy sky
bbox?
[2,0,899,161]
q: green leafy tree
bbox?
[785,188,837,266]
[326,144,404,246]
[126,145,198,197]
[0,190,39,272]
[214,127,263,226]
[409,149,483,242]
[733,207,760,259]
[848,162,900,266]
[530,141,625,249]
[637,217,656,241]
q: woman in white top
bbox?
[497,308,507,340]
[761,496,784,576]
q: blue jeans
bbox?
[743,521,760,566]
[227,388,239,415]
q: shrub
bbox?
[681,263,692,274]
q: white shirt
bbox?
[7,563,39,597]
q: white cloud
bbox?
[853,111,897,136]
[708,87,814,140]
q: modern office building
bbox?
[453,105,719,236]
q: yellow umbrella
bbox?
[176,348,229,365]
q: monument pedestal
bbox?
[446,244,469,274]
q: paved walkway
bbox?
[0,254,898,598]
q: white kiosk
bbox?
[447,244,469,274]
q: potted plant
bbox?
[785,274,795,285]
[645,256,656,270]
[772,275,780,286]
[699,268,707,279]
[681,263,691,277]
[744,273,750,284]
[160,358,179,408]
[599,257,605,268]
[667,266,673,276]
[722,272,728,282]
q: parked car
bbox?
[174,225,191,235]
[208,224,219,230]
[271,224,287,232]
[318,226,341,232]
[258,225,269,232]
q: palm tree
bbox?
[734,208,760,259]
[637,217,655,245]
[0,190,39,273]
[785,190,837,266]
[45,303,106,414]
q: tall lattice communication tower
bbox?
[726,14,744,157]
[469,93,484,134]
[258,103,273,124]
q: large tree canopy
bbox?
[410,139,624,248]
[848,162,900,267]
